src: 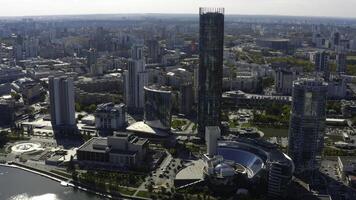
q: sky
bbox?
[0,0,356,18]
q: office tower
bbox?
[87,48,103,76]
[198,7,224,139]
[146,39,160,63]
[124,44,148,112]
[205,126,221,157]
[332,31,341,48]
[144,85,172,130]
[49,76,76,131]
[336,52,347,74]
[288,78,328,174]
[315,51,329,81]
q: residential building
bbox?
[49,76,76,131]
[124,44,148,112]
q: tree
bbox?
[0,131,9,148]
[86,104,97,113]
[67,155,75,172]
[75,103,82,112]
[11,92,21,101]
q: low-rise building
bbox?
[77,132,149,168]
[94,103,127,131]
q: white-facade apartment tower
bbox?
[124,44,148,112]
[49,76,76,128]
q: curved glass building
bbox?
[217,138,294,198]
[144,85,172,130]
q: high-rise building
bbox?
[288,78,328,174]
[124,44,148,112]
[144,85,172,130]
[332,31,341,48]
[336,52,347,74]
[49,76,76,131]
[146,39,161,64]
[197,7,224,139]
[87,48,103,76]
[205,126,221,157]
[178,84,193,115]
[275,67,300,95]
[315,51,329,81]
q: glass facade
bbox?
[198,8,224,139]
[144,86,172,130]
[288,79,328,173]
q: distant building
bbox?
[198,7,224,139]
[288,78,328,174]
[257,38,291,53]
[124,44,148,112]
[315,51,330,81]
[223,73,261,93]
[327,78,347,99]
[49,76,76,132]
[87,48,102,76]
[274,67,299,95]
[77,132,149,168]
[11,78,44,104]
[144,85,172,131]
[341,101,356,118]
[336,52,347,74]
[0,98,15,126]
[178,84,193,115]
[94,103,127,132]
[146,39,161,63]
[0,64,25,84]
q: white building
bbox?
[205,126,221,157]
[124,44,148,112]
[274,67,300,95]
[49,76,76,129]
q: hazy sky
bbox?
[1,0,356,18]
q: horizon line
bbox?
[0,12,355,20]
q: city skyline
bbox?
[1,0,356,18]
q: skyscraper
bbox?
[288,78,328,174]
[336,52,347,74]
[146,39,161,64]
[197,7,224,139]
[49,76,76,131]
[124,44,148,112]
[315,51,329,81]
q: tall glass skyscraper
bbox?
[288,78,328,174]
[198,7,224,139]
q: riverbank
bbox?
[0,162,150,200]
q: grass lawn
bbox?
[136,190,150,198]
[50,169,72,179]
[117,186,136,196]
[258,127,289,138]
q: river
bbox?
[0,165,105,200]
